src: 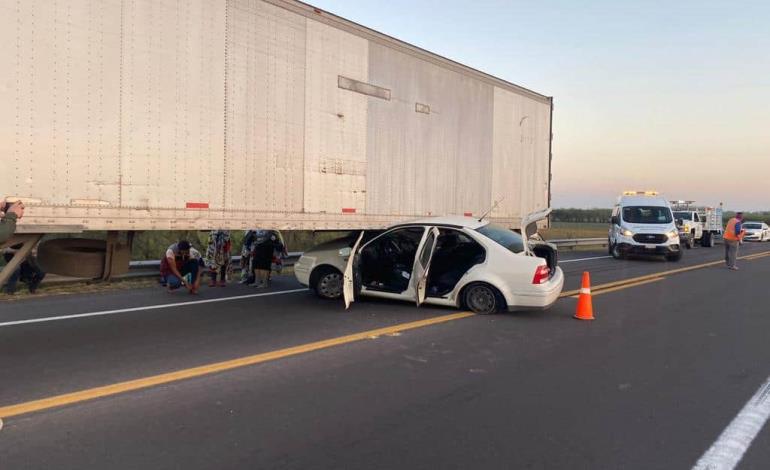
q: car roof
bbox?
[395,215,490,230]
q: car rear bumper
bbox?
[508,267,564,311]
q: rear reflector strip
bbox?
[464,212,473,217]
[342,208,356,214]
[186,202,209,209]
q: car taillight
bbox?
[532,265,550,284]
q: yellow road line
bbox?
[560,249,770,298]
[0,311,474,419]
[570,277,665,298]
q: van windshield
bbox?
[622,206,673,224]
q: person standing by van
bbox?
[724,212,746,270]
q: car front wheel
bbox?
[313,267,343,300]
[463,283,505,315]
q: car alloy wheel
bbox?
[464,284,500,315]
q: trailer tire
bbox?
[37,238,123,279]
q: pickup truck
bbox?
[670,202,723,248]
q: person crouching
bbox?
[160,240,203,294]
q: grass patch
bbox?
[541,222,607,240]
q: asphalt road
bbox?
[1,242,769,469]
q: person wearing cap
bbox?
[160,240,203,293]
[723,211,746,270]
[0,201,25,245]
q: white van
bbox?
[608,192,682,261]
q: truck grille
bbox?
[633,233,667,244]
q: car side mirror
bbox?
[611,216,619,225]
[338,247,352,257]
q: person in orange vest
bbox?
[723,211,746,270]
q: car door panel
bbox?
[413,227,440,306]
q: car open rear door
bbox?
[413,227,440,307]
[520,208,552,254]
[343,231,365,310]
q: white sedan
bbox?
[294,211,564,314]
[742,222,770,242]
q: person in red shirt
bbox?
[160,240,203,293]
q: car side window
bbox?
[419,230,436,267]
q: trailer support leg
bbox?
[0,234,44,290]
[101,231,119,281]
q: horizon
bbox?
[310,0,770,212]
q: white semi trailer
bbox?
[0,0,554,282]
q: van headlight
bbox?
[667,230,679,240]
[621,229,634,237]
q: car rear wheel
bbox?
[463,283,505,315]
[312,267,343,300]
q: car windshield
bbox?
[673,211,692,221]
[622,206,673,224]
[476,223,525,254]
[743,223,761,229]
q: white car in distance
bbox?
[742,222,770,242]
[294,211,564,314]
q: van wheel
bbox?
[311,267,343,300]
[463,283,505,315]
[611,242,624,259]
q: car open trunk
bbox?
[521,208,558,275]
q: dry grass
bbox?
[541,222,607,240]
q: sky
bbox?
[310,0,770,211]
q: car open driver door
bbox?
[343,231,365,310]
[414,227,440,307]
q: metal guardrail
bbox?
[129,252,304,270]
[127,239,610,270]
[548,238,607,249]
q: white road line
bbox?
[0,289,308,328]
[692,375,770,470]
[559,255,612,263]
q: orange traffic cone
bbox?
[573,271,594,320]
